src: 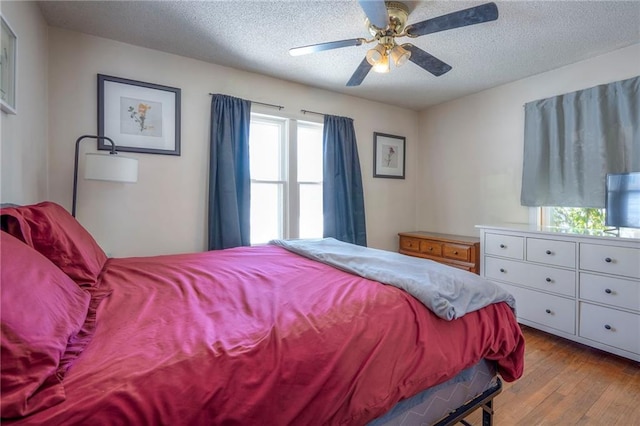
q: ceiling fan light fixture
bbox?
[366,44,386,66]
[288,1,500,86]
[372,53,390,73]
[390,44,411,67]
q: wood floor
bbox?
[465,325,640,425]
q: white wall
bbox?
[416,44,640,237]
[47,28,419,257]
[11,9,638,257]
[0,1,48,204]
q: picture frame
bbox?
[98,74,181,155]
[373,132,405,179]
[1,15,17,115]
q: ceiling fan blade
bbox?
[406,2,498,37]
[289,38,365,56]
[358,0,389,29]
[346,58,372,87]
[402,44,452,77]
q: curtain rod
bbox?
[300,109,327,117]
[208,93,284,110]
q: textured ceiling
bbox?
[38,0,640,111]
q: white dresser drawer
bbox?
[526,238,576,268]
[486,257,575,297]
[498,282,575,334]
[579,273,640,312]
[484,233,524,260]
[580,243,640,279]
[579,302,640,355]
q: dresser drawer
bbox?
[497,282,575,334]
[400,232,480,274]
[579,302,640,355]
[579,273,640,312]
[580,243,640,279]
[445,262,475,273]
[420,240,442,257]
[526,238,576,268]
[486,257,575,297]
[443,243,471,262]
[485,233,524,260]
[399,236,421,253]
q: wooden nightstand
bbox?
[398,231,481,274]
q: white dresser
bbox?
[477,225,640,361]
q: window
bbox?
[296,122,324,238]
[540,207,606,230]
[521,77,638,209]
[249,113,323,244]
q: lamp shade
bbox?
[84,153,138,183]
[390,44,411,67]
[372,54,390,73]
[366,44,386,66]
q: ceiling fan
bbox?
[289,0,499,86]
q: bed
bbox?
[1,202,524,425]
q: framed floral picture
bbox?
[98,74,181,155]
[373,132,405,179]
[1,15,17,115]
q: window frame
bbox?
[249,111,323,244]
[295,120,324,239]
[249,113,288,242]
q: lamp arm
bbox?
[72,135,117,217]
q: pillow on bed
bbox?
[0,202,108,287]
[1,232,91,417]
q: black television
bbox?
[605,172,640,229]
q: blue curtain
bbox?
[521,76,639,207]
[208,95,251,250]
[323,115,367,246]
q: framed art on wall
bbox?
[373,132,405,179]
[0,15,17,115]
[98,74,181,155]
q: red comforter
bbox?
[11,245,524,425]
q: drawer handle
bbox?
[545,277,552,283]
[545,309,552,314]
[604,324,612,330]
[605,288,612,294]
[605,257,612,263]
[545,250,552,255]
[499,268,506,273]
[499,244,506,249]
[428,247,433,251]
[454,251,459,255]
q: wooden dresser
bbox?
[398,231,481,274]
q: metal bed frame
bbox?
[434,378,502,426]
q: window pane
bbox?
[299,183,323,239]
[250,120,283,181]
[549,207,606,230]
[251,182,283,244]
[297,123,323,182]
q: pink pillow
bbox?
[1,232,91,417]
[0,202,108,287]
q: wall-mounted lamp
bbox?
[72,135,138,217]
